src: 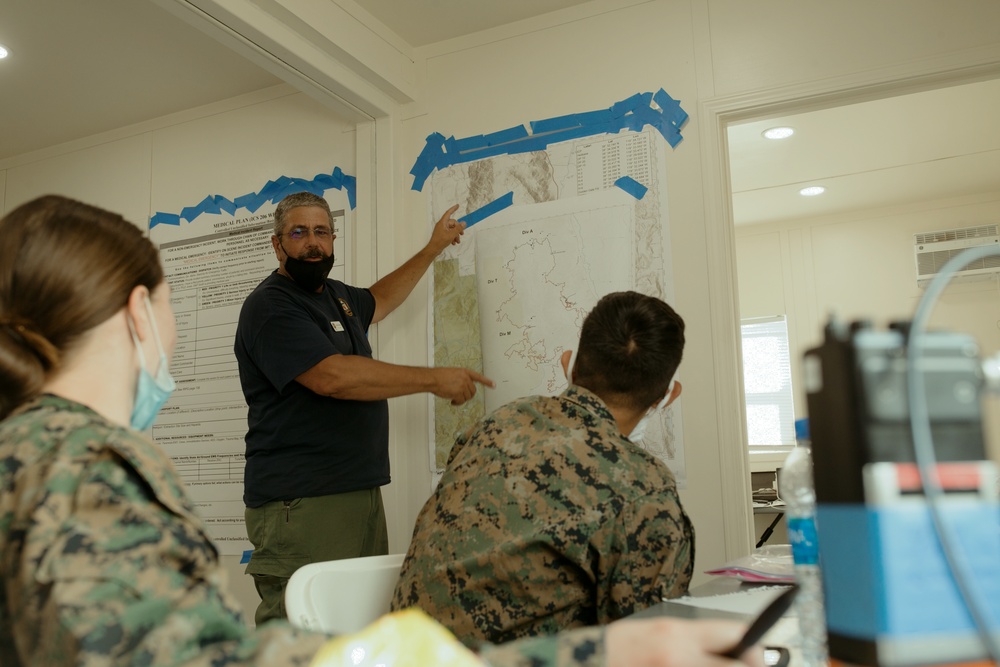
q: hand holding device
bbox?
[717,584,798,659]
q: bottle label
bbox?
[787,516,819,565]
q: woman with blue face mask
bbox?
[0,194,331,665]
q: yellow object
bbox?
[310,608,485,667]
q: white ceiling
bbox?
[0,0,283,161]
[727,78,1000,226]
[0,0,593,163]
[353,0,593,48]
[2,0,998,227]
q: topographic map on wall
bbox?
[423,118,688,486]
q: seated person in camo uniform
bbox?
[393,291,694,648]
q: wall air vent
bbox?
[914,224,1000,287]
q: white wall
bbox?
[704,1,1000,98]
[0,84,358,621]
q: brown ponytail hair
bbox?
[0,195,163,419]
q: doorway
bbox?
[700,64,1000,558]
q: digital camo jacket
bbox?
[0,394,614,667]
[392,385,695,648]
[0,394,328,666]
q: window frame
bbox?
[740,315,796,471]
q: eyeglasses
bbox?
[280,226,334,241]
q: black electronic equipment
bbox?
[804,319,1000,667]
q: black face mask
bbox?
[281,243,335,292]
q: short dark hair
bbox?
[273,192,334,236]
[573,291,685,411]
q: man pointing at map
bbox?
[234,191,493,624]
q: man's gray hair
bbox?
[273,192,335,236]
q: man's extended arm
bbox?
[296,353,492,405]
[369,204,463,324]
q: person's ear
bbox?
[271,235,282,258]
[125,285,152,341]
[560,349,574,379]
[664,380,682,407]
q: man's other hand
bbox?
[433,367,495,406]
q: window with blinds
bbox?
[741,315,796,447]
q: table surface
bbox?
[630,577,789,621]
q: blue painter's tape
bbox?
[409,166,432,193]
[574,108,615,128]
[454,134,488,152]
[484,125,529,146]
[233,193,258,211]
[180,206,201,222]
[342,174,357,210]
[240,549,253,564]
[654,89,688,128]
[459,191,514,227]
[459,143,515,163]
[259,176,290,203]
[662,125,683,149]
[197,195,223,215]
[614,176,648,200]
[149,168,357,230]
[443,136,462,157]
[530,113,582,134]
[611,92,651,118]
[410,88,689,191]
[409,133,449,192]
[149,212,181,227]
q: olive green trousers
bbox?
[244,487,388,625]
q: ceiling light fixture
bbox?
[762,126,794,140]
[799,186,826,197]
[0,45,9,59]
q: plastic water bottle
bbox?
[778,418,828,667]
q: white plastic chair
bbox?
[284,553,406,635]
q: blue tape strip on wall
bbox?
[149,167,357,229]
[409,88,688,192]
[614,175,648,200]
[459,191,515,227]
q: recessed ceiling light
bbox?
[799,186,826,197]
[762,126,794,140]
[0,45,9,59]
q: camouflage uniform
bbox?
[392,385,694,648]
[0,395,327,666]
[0,394,613,667]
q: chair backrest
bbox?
[284,553,406,635]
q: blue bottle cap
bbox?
[794,418,810,441]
